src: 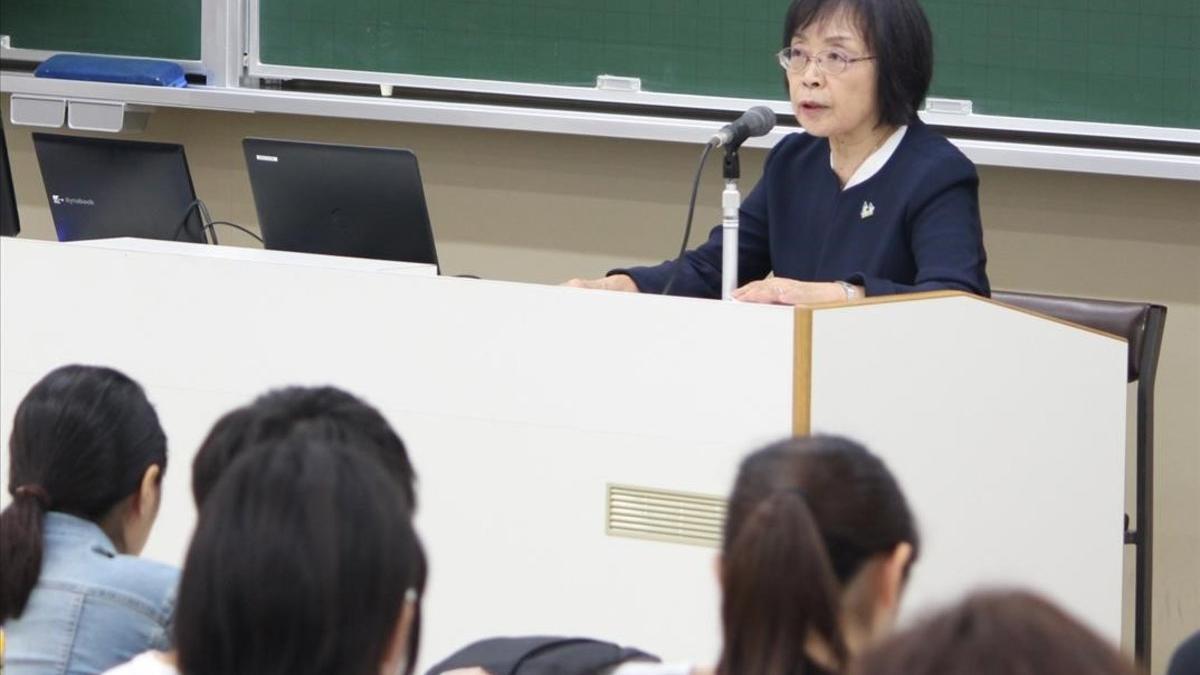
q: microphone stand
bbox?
[720,146,741,301]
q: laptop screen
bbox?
[242,138,438,268]
[32,133,203,243]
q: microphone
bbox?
[709,106,777,148]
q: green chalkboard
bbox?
[260,0,782,99]
[1,0,202,62]
[258,0,1200,130]
[925,0,1199,129]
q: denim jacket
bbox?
[2,512,179,675]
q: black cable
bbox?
[204,220,264,243]
[662,141,715,295]
[169,199,262,244]
[198,200,218,245]
[170,199,203,242]
[196,199,264,244]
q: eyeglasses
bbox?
[776,47,875,75]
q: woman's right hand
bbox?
[561,274,639,292]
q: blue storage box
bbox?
[34,54,187,88]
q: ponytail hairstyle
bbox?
[1,364,168,621]
[717,435,918,675]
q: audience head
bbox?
[849,589,1138,675]
[191,386,416,510]
[718,435,918,675]
[1167,629,1200,675]
[175,434,426,675]
[1,364,167,621]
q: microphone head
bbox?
[743,106,777,136]
[709,106,779,148]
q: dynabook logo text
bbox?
[51,195,96,206]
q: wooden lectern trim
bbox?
[810,291,1124,342]
[804,289,967,309]
[793,308,813,436]
[980,298,1127,343]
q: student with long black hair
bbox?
[1,365,176,674]
[104,434,427,675]
[625,436,919,675]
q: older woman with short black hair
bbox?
[568,0,989,304]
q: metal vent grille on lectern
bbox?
[606,484,726,548]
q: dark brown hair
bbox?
[191,386,416,511]
[717,435,918,675]
[783,0,934,126]
[849,589,1139,675]
[0,365,167,621]
[176,435,426,675]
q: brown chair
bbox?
[992,290,1167,664]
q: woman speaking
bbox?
[567,0,990,304]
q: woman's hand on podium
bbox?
[733,278,852,305]
[562,274,639,292]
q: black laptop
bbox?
[242,138,439,267]
[32,133,204,242]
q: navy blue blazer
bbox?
[617,119,990,298]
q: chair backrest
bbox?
[991,290,1166,383]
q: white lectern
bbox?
[0,238,1125,668]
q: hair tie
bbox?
[13,484,52,509]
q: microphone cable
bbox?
[662,140,716,296]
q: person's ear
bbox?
[134,464,162,518]
[876,541,914,612]
[713,554,725,590]
[381,590,418,675]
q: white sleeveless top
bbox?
[102,651,180,675]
